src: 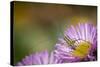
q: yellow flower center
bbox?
[64,35,91,59]
[71,41,91,59]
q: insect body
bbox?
[64,35,91,59]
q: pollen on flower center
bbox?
[71,40,91,59]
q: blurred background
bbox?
[13,1,97,65]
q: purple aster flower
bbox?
[54,23,97,62]
[16,50,62,66]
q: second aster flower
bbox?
[16,50,62,66]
